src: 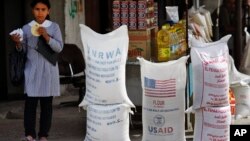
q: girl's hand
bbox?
[37,27,50,42]
[10,34,22,48]
[10,33,21,43]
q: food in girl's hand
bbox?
[31,23,40,36]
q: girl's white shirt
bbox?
[28,20,52,27]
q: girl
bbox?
[10,0,63,141]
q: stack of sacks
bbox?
[138,56,189,141]
[79,24,135,141]
[189,35,232,141]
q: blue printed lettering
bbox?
[148,126,174,135]
[87,46,122,59]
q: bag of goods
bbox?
[228,55,250,84]
[165,6,179,23]
[190,35,231,109]
[193,106,231,141]
[79,24,134,108]
[138,56,188,141]
[84,104,133,141]
[231,79,250,119]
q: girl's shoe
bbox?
[20,136,36,141]
[39,137,48,141]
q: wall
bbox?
[64,0,85,51]
[0,0,7,99]
[4,0,25,95]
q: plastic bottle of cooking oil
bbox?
[168,26,177,60]
[174,21,187,58]
[156,24,170,62]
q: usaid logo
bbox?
[153,115,165,127]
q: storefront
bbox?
[0,0,186,99]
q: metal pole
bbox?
[235,0,243,69]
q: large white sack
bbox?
[193,106,231,141]
[138,56,189,141]
[190,35,231,109]
[228,49,250,119]
[84,104,132,141]
[228,55,250,84]
[79,24,134,108]
[231,80,250,119]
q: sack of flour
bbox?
[84,104,133,141]
[79,24,134,108]
[138,56,188,141]
[193,106,231,141]
[190,35,231,109]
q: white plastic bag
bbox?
[79,24,134,108]
[9,28,23,41]
[190,35,231,109]
[138,56,188,141]
[165,6,179,23]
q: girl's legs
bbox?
[38,96,53,139]
[24,95,39,139]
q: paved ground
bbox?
[1,94,250,141]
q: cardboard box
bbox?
[128,40,151,62]
[128,28,151,40]
[127,27,157,62]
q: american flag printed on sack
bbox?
[144,77,176,98]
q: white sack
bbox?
[228,55,250,84]
[79,24,134,108]
[138,56,188,141]
[234,104,250,120]
[231,80,250,119]
[84,104,132,141]
[190,35,231,109]
[193,106,231,141]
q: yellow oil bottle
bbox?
[156,24,170,62]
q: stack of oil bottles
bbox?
[156,20,187,62]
